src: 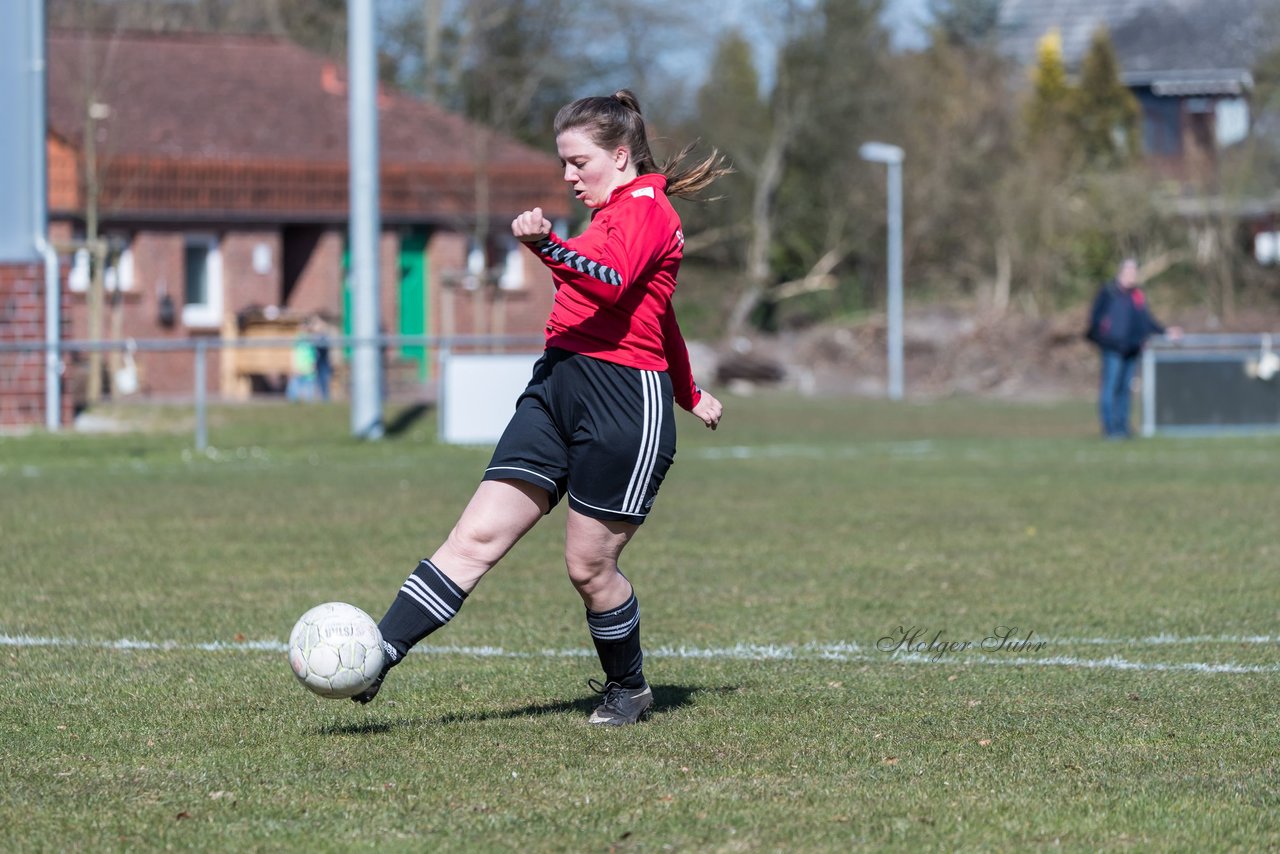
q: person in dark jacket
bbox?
[1086,258,1181,438]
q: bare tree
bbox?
[724,102,798,339]
[421,0,445,103]
[731,0,887,335]
[47,6,131,402]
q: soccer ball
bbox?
[288,602,386,699]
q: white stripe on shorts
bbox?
[634,371,663,514]
[622,370,662,516]
[569,489,645,519]
[485,466,561,502]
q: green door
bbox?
[342,233,430,378]
[398,231,429,380]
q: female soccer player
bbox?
[355,90,727,725]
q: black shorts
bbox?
[483,348,677,524]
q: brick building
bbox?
[44,29,570,405]
[0,262,71,428]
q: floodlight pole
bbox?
[28,0,59,430]
[859,142,905,401]
[348,0,383,439]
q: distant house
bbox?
[998,0,1273,185]
[46,29,569,401]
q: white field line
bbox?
[1051,634,1279,646]
[691,442,937,461]
[1,634,1276,675]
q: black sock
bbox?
[586,592,644,688]
[377,559,467,660]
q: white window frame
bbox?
[68,247,90,293]
[68,239,135,293]
[1215,97,1250,149]
[104,234,134,293]
[1255,232,1279,266]
[498,236,526,290]
[182,233,223,329]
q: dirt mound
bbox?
[711,303,1280,400]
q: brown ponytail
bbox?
[553,89,733,199]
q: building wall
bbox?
[426,231,554,348]
[380,230,400,341]
[284,228,343,317]
[0,261,72,428]
[113,229,206,396]
[62,226,290,398]
[427,230,466,343]
[118,230,183,347]
[505,249,556,339]
[50,219,553,403]
[222,230,284,313]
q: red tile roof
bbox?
[47,29,555,170]
[46,29,568,221]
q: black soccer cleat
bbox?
[586,678,653,725]
[351,641,399,705]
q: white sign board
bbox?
[439,352,540,444]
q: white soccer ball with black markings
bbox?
[288,602,386,699]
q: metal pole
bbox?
[194,338,208,451]
[38,239,59,430]
[436,340,451,444]
[348,0,383,439]
[858,142,905,401]
[1142,343,1156,438]
[886,160,904,401]
[29,1,59,430]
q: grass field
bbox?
[2,394,1278,851]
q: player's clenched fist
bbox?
[692,390,723,430]
[512,207,553,243]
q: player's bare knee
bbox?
[565,554,615,594]
[446,520,506,568]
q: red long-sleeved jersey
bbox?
[526,173,702,411]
